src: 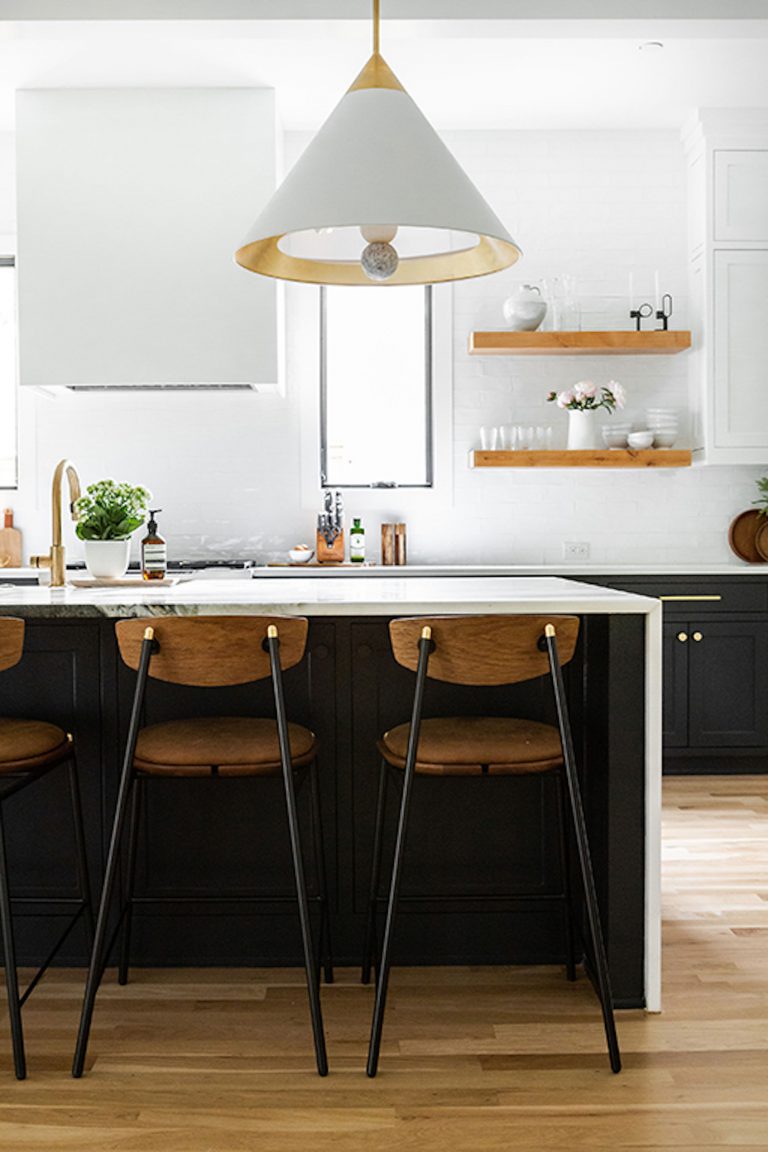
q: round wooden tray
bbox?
[755,515,768,562]
[728,509,767,563]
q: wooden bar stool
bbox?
[364,614,621,1077]
[72,615,330,1078]
[0,617,94,1079]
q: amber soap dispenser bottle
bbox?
[141,509,167,580]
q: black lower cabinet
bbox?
[602,575,768,775]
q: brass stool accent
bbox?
[72,616,330,1078]
[0,617,94,1080]
[363,614,621,1077]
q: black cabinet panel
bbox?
[663,623,689,748]
[0,621,102,962]
[688,621,768,748]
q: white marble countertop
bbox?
[0,575,659,618]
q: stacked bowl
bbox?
[646,408,679,448]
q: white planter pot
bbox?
[567,409,597,451]
[83,539,131,579]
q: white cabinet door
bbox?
[713,250,768,450]
[714,151,768,242]
[16,89,279,389]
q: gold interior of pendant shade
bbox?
[235,234,520,287]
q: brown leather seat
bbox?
[0,718,71,775]
[378,716,564,776]
[133,716,319,777]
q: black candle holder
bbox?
[629,302,654,332]
[656,293,673,331]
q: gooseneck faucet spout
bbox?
[30,459,82,587]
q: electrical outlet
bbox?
[563,541,591,563]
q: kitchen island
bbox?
[0,575,661,1011]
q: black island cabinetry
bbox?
[0,602,649,1009]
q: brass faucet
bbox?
[30,459,82,587]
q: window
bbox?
[320,286,432,488]
[0,258,17,488]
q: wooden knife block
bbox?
[0,524,22,569]
[316,529,344,564]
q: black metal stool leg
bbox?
[367,627,432,1078]
[66,752,95,946]
[0,801,25,1080]
[361,757,389,985]
[555,771,578,982]
[308,759,333,986]
[73,627,155,1078]
[546,627,621,1074]
[268,629,328,1077]
[118,776,143,986]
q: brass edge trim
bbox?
[658,595,722,602]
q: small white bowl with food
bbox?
[289,545,314,564]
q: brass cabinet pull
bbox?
[677,631,688,643]
[659,595,722,602]
[692,631,703,642]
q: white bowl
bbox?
[652,430,678,448]
[627,430,655,450]
[289,547,314,564]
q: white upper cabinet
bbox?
[16,89,281,390]
[714,151,768,242]
[685,112,768,464]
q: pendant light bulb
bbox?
[361,224,398,244]
[361,241,399,281]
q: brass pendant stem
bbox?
[373,0,380,56]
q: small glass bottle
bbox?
[141,509,167,581]
[350,517,365,563]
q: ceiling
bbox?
[0,16,767,133]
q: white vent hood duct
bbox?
[16,88,281,391]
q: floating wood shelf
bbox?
[470,449,693,469]
[468,330,692,356]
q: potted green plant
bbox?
[74,480,150,579]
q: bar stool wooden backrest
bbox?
[115,615,309,685]
[0,618,25,674]
[389,614,579,685]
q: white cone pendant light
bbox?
[235,0,521,286]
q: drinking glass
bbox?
[479,425,499,450]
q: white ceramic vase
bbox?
[83,539,131,579]
[567,409,597,451]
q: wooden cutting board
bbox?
[0,512,22,569]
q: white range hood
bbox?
[15,88,282,391]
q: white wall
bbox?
[1,124,765,565]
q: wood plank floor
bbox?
[1,776,767,1151]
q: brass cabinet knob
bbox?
[677,631,688,643]
[692,631,703,642]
